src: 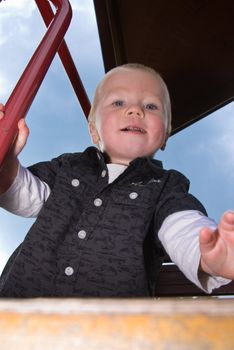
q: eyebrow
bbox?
[104,88,163,100]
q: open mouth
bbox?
[120,126,146,134]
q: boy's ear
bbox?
[89,122,100,144]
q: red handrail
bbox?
[0,0,76,166]
[35,0,91,117]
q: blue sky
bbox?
[0,0,233,273]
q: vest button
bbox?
[129,192,138,200]
[78,230,87,239]
[71,179,80,187]
[94,198,102,207]
[65,266,74,276]
[101,169,107,178]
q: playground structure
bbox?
[0,0,233,348]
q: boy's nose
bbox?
[125,105,144,119]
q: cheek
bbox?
[149,120,167,148]
[151,119,166,136]
[99,114,116,134]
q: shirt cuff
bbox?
[198,270,231,294]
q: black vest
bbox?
[0,147,206,297]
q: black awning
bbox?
[94,0,234,133]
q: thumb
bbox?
[0,103,5,119]
[13,119,30,156]
[199,227,217,255]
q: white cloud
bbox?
[198,103,234,179]
[66,0,102,57]
[0,1,44,102]
[0,0,35,17]
[0,250,9,275]
[0,71,11,100]
[0,0,103,105]
[71,0,94,13]
[0,250,9,274]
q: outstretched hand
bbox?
[200,211,234,279]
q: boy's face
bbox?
[89,68,167,165]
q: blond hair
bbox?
[88,63,172,135]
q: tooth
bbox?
[122,126,145,133]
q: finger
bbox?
[223,210,234,226]
[18,118,28,130]
[17,119,29,143]
[199,227,217,254]
[216,211,234,244]
[0,103,5,119]
[13,119,29,156]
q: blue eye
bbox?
[145,103,158,110]
[112,100,124,107]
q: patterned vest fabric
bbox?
[0,147,206,297]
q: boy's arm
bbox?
[200,211,234,279]
[0,153,19,195]
[158,210,231,293]
[0,163,51,217]
[0,104,50,217]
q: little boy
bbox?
[0,63,233,297]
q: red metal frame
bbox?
[0,0,90,167]
[35,0,90,116]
